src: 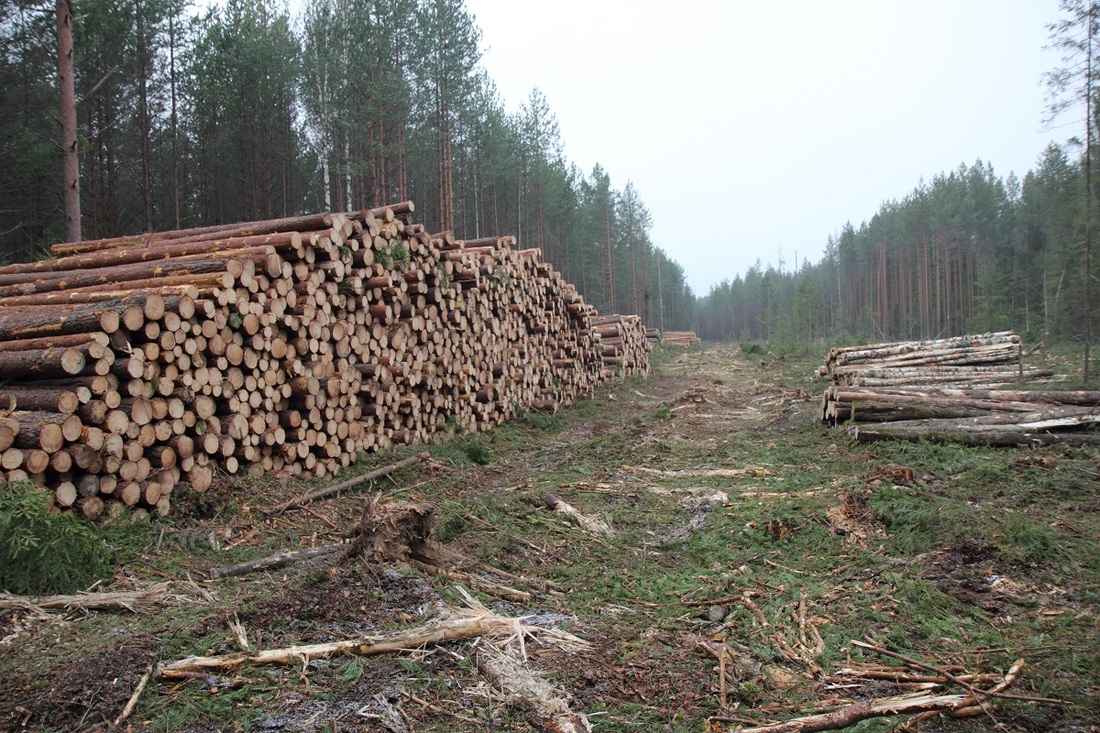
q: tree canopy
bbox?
[0,0,694,329]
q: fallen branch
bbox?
[265,452,431,515]
[207,542,346,579]
[543,494,613,536]
[730,690,983,732]
[623,465,770,479]
[696,638,735,710]
[402,690,480,725]
[156,592,588,680]
[409,560,533,603]
[111,664,152,729]
[901,659,1026,729]
[741,592,770,628]
[852,640,1062,705]
[0,582,182,613]
[467,559,565,595]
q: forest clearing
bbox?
[3,3,1100,730]
[1,342,1097,732]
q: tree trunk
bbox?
[56,0,80,243]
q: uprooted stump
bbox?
[342,496,439,565]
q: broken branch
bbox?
[543,494,614,536]
[0,582,183,613]
[207,542,347,579]
[156,597,589,680]
[265,452,430,515]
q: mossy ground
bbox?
[1,343,1097,732]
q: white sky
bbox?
[464,0,1065,296]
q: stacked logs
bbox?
[816,333,1097,446]
[663,331,701,347]
[837,387,1100,446]
[817,332,1054,387]
[591,314,651,378]
[821,386,1100,425]
[644,327,661,345]
[0,203,650,517]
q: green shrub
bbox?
[462,436,492,465]
[430,434,492,466]
[0,481,114,595]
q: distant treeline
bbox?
[697,148,1090,346]
[0,0,694,330]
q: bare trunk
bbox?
[168,14,181,230]
[57,0,80,242]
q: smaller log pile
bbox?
[818,333,1097,446]
[644,327,661,345]
[663,331,701,347]
[590,314,651,378]
[818,332,1052,387]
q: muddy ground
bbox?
[1,344,1097,732]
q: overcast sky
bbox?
[464,0,1065,296]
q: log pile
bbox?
[663,331,701,347]
[818,332,1052,387]
[0,203,651,517]
[817,334,1097,446]
[644,327,661,345]
[821,386,1099,425]
[590,314,651,378]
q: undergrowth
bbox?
[0,481,114,595]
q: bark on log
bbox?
[51,211,349,256]
[851,425,1100,447]
[207,542,346,579]
[265,451,430,515]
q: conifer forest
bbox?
[0,0,694,332]
[1,0,1098,351]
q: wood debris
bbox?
[543,494,614,536]
[156,590,589,680]
[342,496,436,564]
[622,465,770,479]
[0,581,191,613]
[722,637,1039,732]
[477,646,592,733]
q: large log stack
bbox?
[0,204,650,517]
